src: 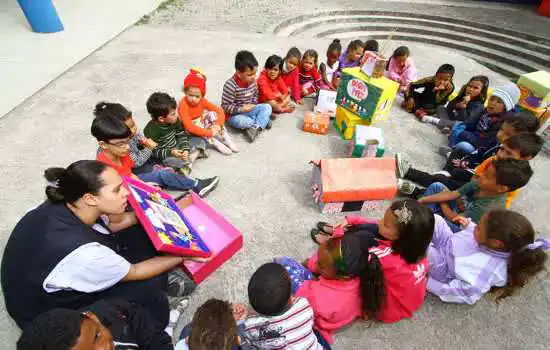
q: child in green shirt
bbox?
[418,158,532,231]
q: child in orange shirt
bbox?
[257,55,294,114]
[179,69,238,155]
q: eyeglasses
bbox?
[108,140,130,148]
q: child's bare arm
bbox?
[418,190,460,204]
[440,202,459,221]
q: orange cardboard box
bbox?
[304,111,330,134]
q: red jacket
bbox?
[281,68,301,102]
[257,70,289,103]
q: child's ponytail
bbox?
[359,252,385,318]
[485,209,549,301]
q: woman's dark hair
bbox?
[248,263,291,316]
[17,309,83,350]
[485,210,547,301]
[264,54,283,70]
[390,199,435,264]
[93,102,132,121]
[386,46,410,70]
[189,299,238,350]
[91,115,132,142]
[302,49,319,68]
[285,47,301,61]
[44,160,108,204]
[327,39,342,54]
[502,111,541,133]
[347,39,364,52]
[455,75,489,103]
[364,39,379,52]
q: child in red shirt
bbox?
[257,55,294,114]
[179,68,238,155]
[286,199,433,344]
[299,49,322,97]
[281,47,303,105]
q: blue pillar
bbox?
[17,0,64,33]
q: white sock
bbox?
[422,116,439,125]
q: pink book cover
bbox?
[123,177,211,258]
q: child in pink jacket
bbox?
[386,46,417,93]
[283,199,433,344]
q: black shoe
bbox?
[193,176,219,197]
[167,270,197,297]
[245,127,259,142]
[270,114,277,121]
[265,120,273,130]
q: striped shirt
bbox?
[241,297,323,350]
[143,120,190,160]
[221,76,258,116]
[427,214,510,305]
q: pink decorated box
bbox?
[176,192,243,284]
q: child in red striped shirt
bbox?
[299,49,322,98]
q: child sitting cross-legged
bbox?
[92,114,220,197]
[446,82,521,156]
[235,262,326,349]
[176,299,241,350]
[222,50,273,143]
[404,64,455,119]
[282,199,434,346]
[145,92,209,175]
[257,55,295,114]
[17,298,175,350]
[428,210,549,304]
[418,158,533,232]
[179,69,239,155]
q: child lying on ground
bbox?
[385,46,417,94]
[145,92,208,175]
[299,49,323,98]
[17,298,175,350]
[258,55,294,114]
[447,82,521,156]
[179,69,238,155]
[428,210,549,304]
[404,64,455,118]
[319,39,342,90]
[397,132,544,208]
[221,50,273,143]
[279,200,434,345]
[92,114,220,197]
[418,158,533,232]
[421,75,489,134]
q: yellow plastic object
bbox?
[335,106,371,139]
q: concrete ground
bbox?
[1,25,549,348]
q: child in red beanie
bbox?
[179,68,238,155]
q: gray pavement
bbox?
[1,26,549,349]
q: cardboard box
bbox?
[319,199,388,214]
[349,125,384,158]
[315,89,337,117]
[517,71,550,113]
[360,51,387,78]
[310,158,397,212]
[336,67,399,123]
[304,111,330,135]
[176,192,243,284]
[334,106,371,140]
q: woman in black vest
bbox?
[1,160,198,329]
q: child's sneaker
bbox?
[397,179,417,195]
[198,148,210,159]
[441,126,451,135]
[167,270,197,297]
[265,120,273,130]
[395,153,411,178]
[178,165,192,176]
[193,176,220,197]
[245,126,259,142]
[270,114,277,120]
[432,170,451,177]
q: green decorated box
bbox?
[348,125,384,157]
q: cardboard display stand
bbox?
[125,177,242,284]
[517,71,550,118]
[349,125,384,158]
[310,158,397,213]
[315,89,337,117]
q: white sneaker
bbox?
[397,179,417,195]
[432,170,451,177]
